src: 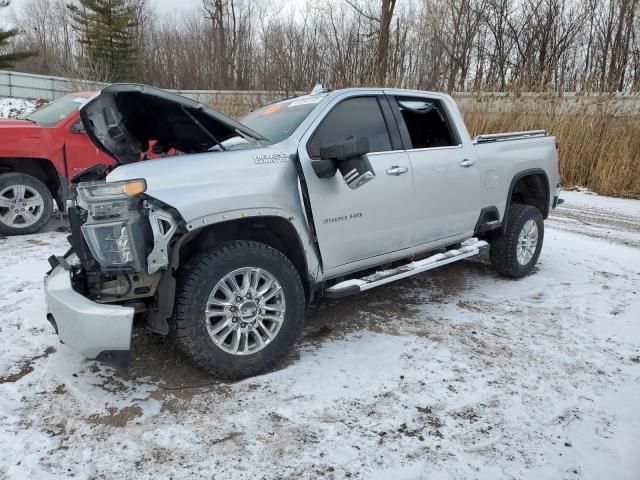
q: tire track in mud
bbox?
[548,200,640,248]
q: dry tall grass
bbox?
[212,94,640,199]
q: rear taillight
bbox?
[555,139,560,151]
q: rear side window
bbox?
[308,97,391,158]
[395,97,458,149]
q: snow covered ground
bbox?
[0,97,37,119]
[0,192,638,479]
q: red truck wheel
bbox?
[0,173,53,235]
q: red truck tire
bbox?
[0,172,53,235]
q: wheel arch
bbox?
[502,169,550,233]
[0,157,66,210]
[177,215,314,302]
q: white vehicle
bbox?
[45,84,562,378]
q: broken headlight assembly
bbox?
[76,180,149,271]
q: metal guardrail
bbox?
[0,70,302,102]
[0,70,106,100]
[2,70,640,115]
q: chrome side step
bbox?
[324,238,489,298]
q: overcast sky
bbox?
[152,0,202,14]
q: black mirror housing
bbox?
[70,121,85,134]
[319,136,369,161]
[318,137,375,189]
[311,159,338,178]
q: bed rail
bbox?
[474,130,548,144]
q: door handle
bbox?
[459,158,476,168]
[386,166,408,176]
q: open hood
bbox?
[80,84,266,164]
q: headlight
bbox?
[77,180,146,220]
[79,179,146,200]
[81,218,147,271]
[76,179,149,271]
[82,221,135,266]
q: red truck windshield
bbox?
[23,94,88,126]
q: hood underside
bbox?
[80,84,266,164]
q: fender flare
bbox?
[502,168,550,233]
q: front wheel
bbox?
[0,172,53,235]
[490,204,544,278]
[172,240,306,379]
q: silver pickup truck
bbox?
[44,84,561,378]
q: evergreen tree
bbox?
[67,0,137,81]
[0,0,37,69]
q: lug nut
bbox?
[241,322,247,328]
[236,296,242,302]
[246,293,252,299]
[230,306,237,312]
[232,317,238,323]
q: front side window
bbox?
[23,95,87,126]
[308,97,392,158]
[395,97,457,149]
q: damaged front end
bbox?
[45,83,268,369]
[46,178,183,369]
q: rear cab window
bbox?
[307,96,392,158]
[394,97,459,149]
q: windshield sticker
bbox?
[288,97,323,107]
[261,104,283,116]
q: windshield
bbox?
[240,96,325,144]
[23,94,88,126]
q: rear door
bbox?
[297,94,414,272]
[388,95,481,245]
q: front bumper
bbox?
[44,257,135,368]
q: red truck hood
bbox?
[80,84,266,164]
[0,118,39,128]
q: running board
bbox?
[324,238,489,299]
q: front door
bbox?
[298,94,414,272]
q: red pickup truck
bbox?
[0,92,119,235]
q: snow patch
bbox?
[0,97,37,119]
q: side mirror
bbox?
[70,121,85,134]
[317,137,376,189]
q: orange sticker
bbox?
[261,104,283,116]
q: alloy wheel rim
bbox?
[0,184,45,228]
[205,267,286,356]
[517,219,538,265]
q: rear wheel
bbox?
[173,240,305,379]
[0,173,53,235]
[490,204,544,278]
